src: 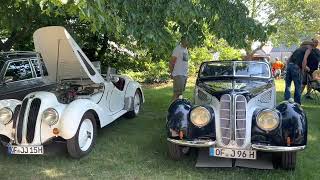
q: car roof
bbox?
[0,51,41,61]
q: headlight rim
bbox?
[0,107,13,125]
[256,109,280,131]
[190,106,212,128]
[42,108,59,126]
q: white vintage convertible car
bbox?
[0,26,144,158]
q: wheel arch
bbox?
[125,81,144,103]
[87,109,101,129]
[58,99,104,140]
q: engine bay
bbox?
[53,79,104,104]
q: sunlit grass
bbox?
[0,79,318,179]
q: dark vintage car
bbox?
[0,51,55,100]
[166,60,307,170]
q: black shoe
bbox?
[305,95,314,100]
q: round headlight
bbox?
[190,106,211,128]
[42,108,59,126]
[0,107,13,125]
[256,109,279,131]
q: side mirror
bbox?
[4,76,13,83]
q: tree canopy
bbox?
[268,0,320,46]
[37,0,267,59]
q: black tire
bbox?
[125,90,142,119]
[168,142,184,160]
[278,152,297,170]
[67,112,97,158]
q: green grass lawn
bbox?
[0,79,319,180]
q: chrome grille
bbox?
[16,98,28,144]
[26,98,41,143]
[235,95,246,146]
[15,97,41,144]
[220,94,231,145]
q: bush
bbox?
[122,60,170,83]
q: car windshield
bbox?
[199,61,270,78]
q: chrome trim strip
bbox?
[220,94,232,146]
[252,144,306,152]
[167,138,216,147]
[235,95,247,147]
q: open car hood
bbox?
[33,26,104,84]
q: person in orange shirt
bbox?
[272,57,284,79]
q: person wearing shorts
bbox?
[169,36,189,100]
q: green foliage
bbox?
[124,39,242,83]
[0,0,264,83]
[38,0,268,60]
[123,60,169,83]
[268,0,320,46]
[0,0,67,51]
[244,0,320,46]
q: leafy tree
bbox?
[243,0,320,47]
[38,0,268,60]
[0,0,67,51]
[268,0,320,46]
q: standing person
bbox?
[284,42,313,104]
[301,39,320,99]
[169,36,189,101]
[272,57,284,79]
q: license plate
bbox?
[209,148,256,160]
[8,145,44,155]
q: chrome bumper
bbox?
[167,138,306,152]
[167,138,216,147]
[251,144,306,152]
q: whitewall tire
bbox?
[67,112,97,158]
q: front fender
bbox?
[251,101,308,146]
[0,99,21,140]
[125,81,144,103]
[166,99,192,139]
[277,101,307,146]
[58,99,103,140]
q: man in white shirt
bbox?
[169,36,189,100]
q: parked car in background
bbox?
[0,51,55,100]
[166,60,307,170]
[0,26,144,158]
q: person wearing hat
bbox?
[284,41,313,104]
[169,36,189,101]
